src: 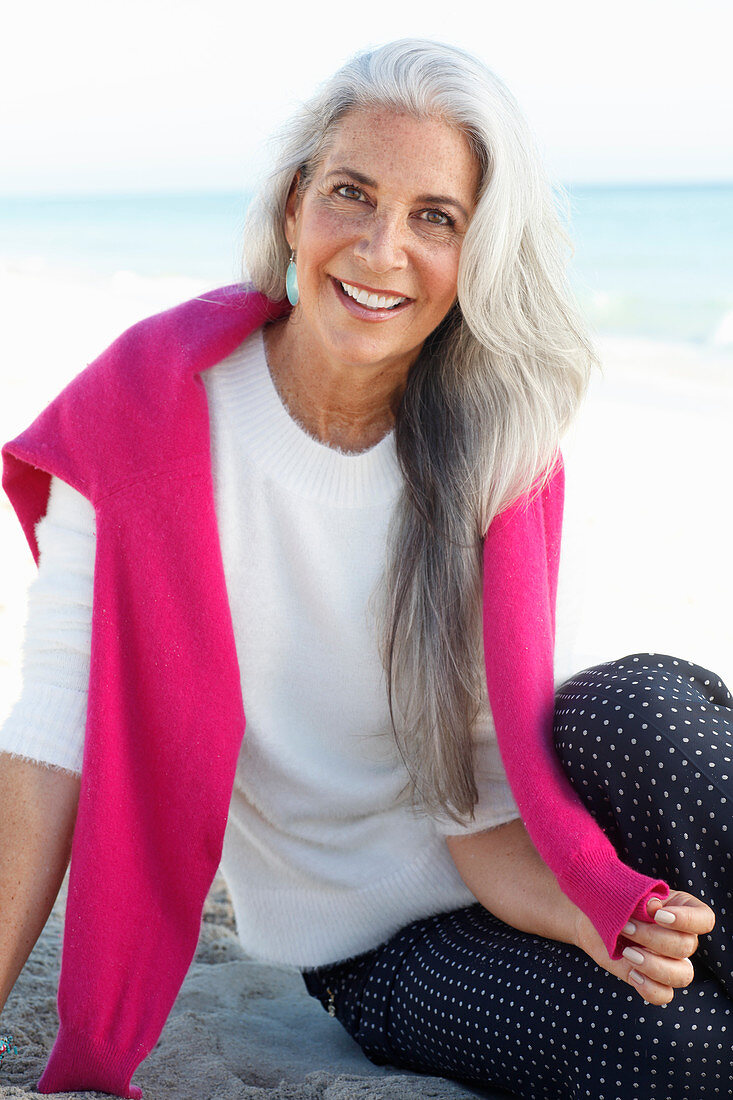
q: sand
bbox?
[0,872,500,1099]
[0,264,731,1097]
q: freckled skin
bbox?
[264,108,481,453]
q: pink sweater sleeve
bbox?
[481,455,669,959]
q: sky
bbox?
[2,0,732,195]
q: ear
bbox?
[284,171,302,250]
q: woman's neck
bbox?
[263,318,408,454]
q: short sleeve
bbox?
[0,476,95,774]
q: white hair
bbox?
[243,39,598,822]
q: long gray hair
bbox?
[243,39,597,822]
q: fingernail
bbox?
[623,946,645,965]
[629,969,645,985]
[654,910,676,925]
[622,922,637,936]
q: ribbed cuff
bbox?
[560,845,669,961]
[37,1024,143,1098]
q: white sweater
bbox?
[0,330,520,967]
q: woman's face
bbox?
[284,107,481,379]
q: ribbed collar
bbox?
[210,328,403,507]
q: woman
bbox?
[0,39,730,1100]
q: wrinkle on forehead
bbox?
[303,107,482,213]
[301,106,484,200]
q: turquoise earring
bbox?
[285,250,299,306]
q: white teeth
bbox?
[340,281,406,310]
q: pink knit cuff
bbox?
[37,1023,143,1098]
[560,845,670,961]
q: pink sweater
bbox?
[2,286,668,1098]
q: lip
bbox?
[331,277,413,320]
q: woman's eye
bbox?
[336,184,365,201]
[420,209,453,227]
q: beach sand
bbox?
[0,871,495,1099]
[0,265,731,1097]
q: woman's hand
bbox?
[446,820,715,1007]
[574,891,715,1005]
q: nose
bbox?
[353,211,408,274]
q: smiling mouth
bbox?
[338,280,408,311]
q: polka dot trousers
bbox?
[303,654,733,1099]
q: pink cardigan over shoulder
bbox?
[2,286,668,1097]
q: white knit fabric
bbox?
[0,329,522,967]
[0,476,94,775]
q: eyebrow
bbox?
[325,166,471,221]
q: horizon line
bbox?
[1,179,733,202]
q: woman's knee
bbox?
[553,653,656,784]
[555,652,732,755]
[553,652,733,847]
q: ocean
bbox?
[1,183,731,348]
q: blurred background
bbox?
[1,0,732,708]
[3,0,732,343]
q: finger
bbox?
[626,966,675,1006]
[621,920,699,960]
[646,897,715,935]
[622,944,695,989]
